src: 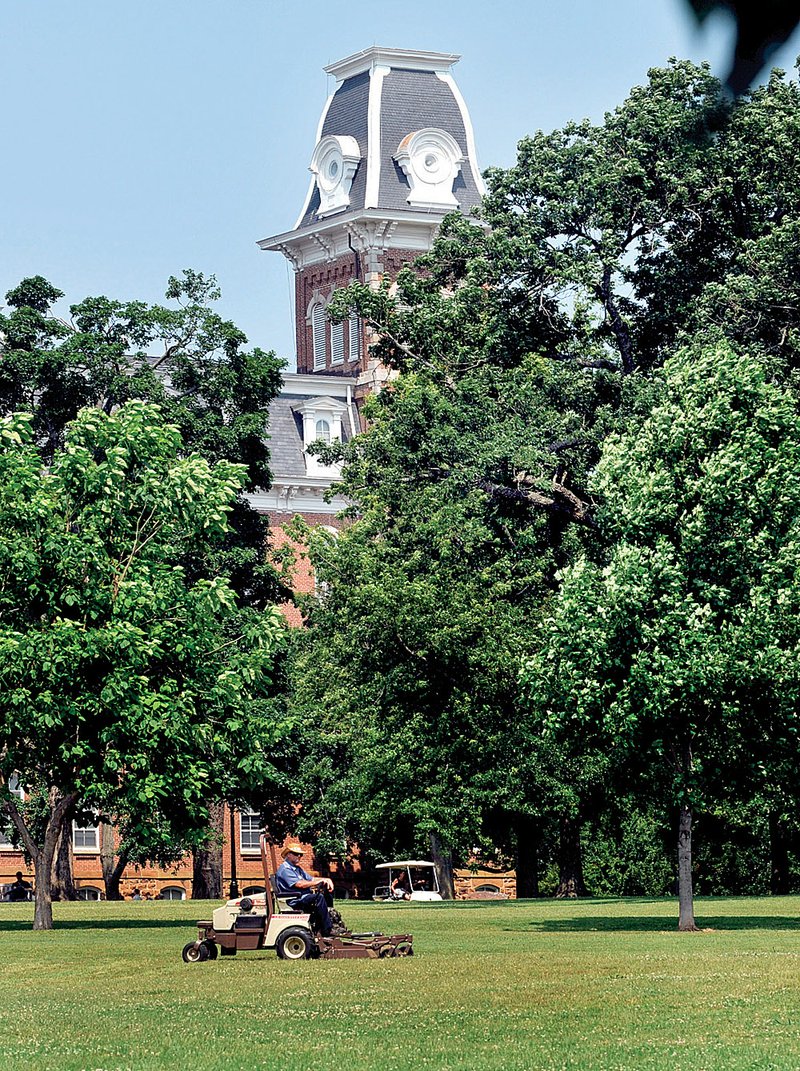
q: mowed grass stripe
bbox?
[1,897,798,1071]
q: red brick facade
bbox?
[295,249,420,374]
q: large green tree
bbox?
[0,401,287,929]
[522,342,800,928]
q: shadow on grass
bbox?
[515,915,800,933]
[0,917,194,932]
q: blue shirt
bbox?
[275,858,312,896]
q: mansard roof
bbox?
[276,47,484,242]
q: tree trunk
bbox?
[100,821,128,900]
[192,802,225,900]
[556,813,587,898]
[769,811,790,896]
[514,814,539,898]
[429,832,455,900]
[677,802,698,931]
[51,820,77,901]
[32,791,79,930]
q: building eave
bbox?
[324,47,460,82]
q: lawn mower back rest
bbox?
[269,877,296,914]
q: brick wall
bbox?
[294,248,421,374]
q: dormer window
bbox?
[293,396,349,478]
[394,128,464,209]
[310,135,362,217]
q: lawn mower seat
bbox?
[269,878,297,913]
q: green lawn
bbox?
[1,896,799,1071]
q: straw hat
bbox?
[280,842,305,859]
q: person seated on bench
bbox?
[274,843,347,937]
[9,872,32,902]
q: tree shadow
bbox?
[0,917,194,932]
[515,915,800,933]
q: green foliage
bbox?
[0,270,287,610]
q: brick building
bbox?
[1,46,490,902]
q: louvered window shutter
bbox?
[348,313,361,362]
[331,320,345,364]
[312,304,326,370]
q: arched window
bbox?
[76,886,103,901]
[312,302,327,370]
[315,419,331,443]
[474,883,501,894]
[160,886,186,900]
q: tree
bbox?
[0,401,288,929]
[522,342,800,928]
[0,270,286,610]
[288,60,727,882]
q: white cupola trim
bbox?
[310,134,362,217]
[394,128,464,210]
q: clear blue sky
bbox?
[2,1,799,368]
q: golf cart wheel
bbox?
[202,940,218,960]
[182,941,210,964]
[395,942,413,957]
[276,927,314,961]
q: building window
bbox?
[312,303,327,370]
[160,886,186,900]
[475,883,501,893]
[76,886,103,901]
[73,820,99,852]
[0,774,24,848]
[240,811,262,853]
[315,419,331,444]
[331,320,345,365]
[348,314,361,362]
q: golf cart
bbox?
[373,861,443,902]
[182,835,413,962]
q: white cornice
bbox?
[248,479,350,516]
[281,372,357,398]
[324,47,460,82]
[259,208,452,268]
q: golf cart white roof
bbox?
[375,860,436,869]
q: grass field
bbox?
[1,896,799,1071]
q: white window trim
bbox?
[311,302,327,370]
[0,775,24,849]
[240,810,263,855]
[72,819,100,853]
[348,313,361,362]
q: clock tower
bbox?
[258,46,485,393]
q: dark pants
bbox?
[289,890,333,935]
